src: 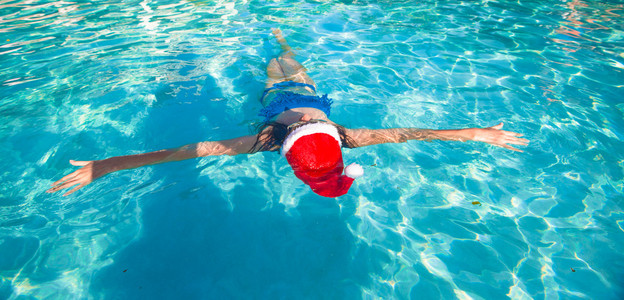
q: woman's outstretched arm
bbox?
[345,123,528,152]
[47,135,260,196]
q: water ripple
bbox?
[1,0,623,299]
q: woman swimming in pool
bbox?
[48,29,528,197]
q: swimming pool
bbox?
[1,0,623,298]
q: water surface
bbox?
[1,0,623,299]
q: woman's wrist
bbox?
[101,157,124,173]
[429,128,475,142]
[458,128,477,141]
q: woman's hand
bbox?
[467,123,529,152]
[47,160,111,196]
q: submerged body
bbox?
[48,29,528,197]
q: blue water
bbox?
[1,0,623,299]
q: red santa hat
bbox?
[281,122,364,197]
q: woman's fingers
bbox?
[48,171,80,191]
[502,144,523,152]
[63,183,86,196]
[47,176,82,193]
[500,134,528,145]
[474,126,528,151]
[496,138,527,149]
[510,137,529,145]
[486,125,529,149]
[51,172,76,187]
[498,130,523,137]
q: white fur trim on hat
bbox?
[281,122,341,156]
[345,163,364,178]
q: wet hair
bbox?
[249,120,357,153]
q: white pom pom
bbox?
[345,163,364,179]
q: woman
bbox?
[48,29,528,197]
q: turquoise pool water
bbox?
[1,0,623,299]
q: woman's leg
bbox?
[277,55,316,87]
[264,29,316,89]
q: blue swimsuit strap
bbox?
[261,81,316,100]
